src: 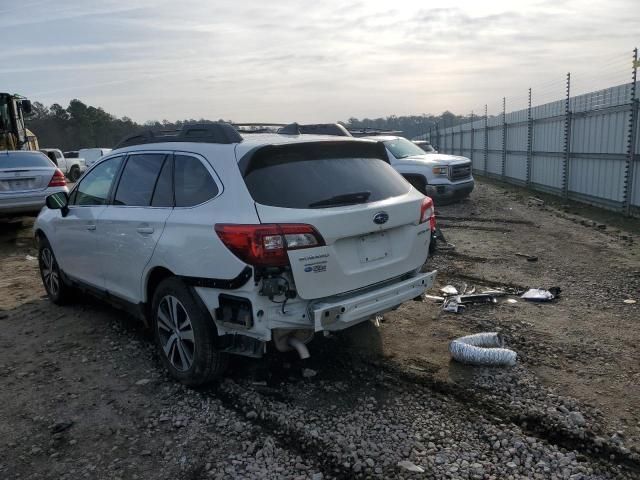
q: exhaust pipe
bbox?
[288,337,310,360]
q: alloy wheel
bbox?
[41,247,59,297]
[157,295,195,372]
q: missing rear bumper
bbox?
[310,270,436,331]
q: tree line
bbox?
[27,99,470,150]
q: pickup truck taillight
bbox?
[420,197,436,231]
[48,169,67,187]
[215,224,326,267]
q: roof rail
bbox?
[347,127,403,137]
[278,123,352,137]
[114,123,242,149]
[232,122,286,134]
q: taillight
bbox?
[420,196,436,231]
[215,224,325,267]
[48,169,67,187]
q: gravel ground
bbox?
[1,179,639,479]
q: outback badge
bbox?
[373,211,389,225]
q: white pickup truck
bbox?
[363,136,474,204]
[39,148,86,182]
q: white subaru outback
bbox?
[34,124,436,385]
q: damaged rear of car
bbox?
[199,138,436,369]
[35,126,436,385]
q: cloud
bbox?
[1,0,638,122]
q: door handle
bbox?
[86,224,96,231]
[136,226,154,235]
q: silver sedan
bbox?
[0,150,69,217]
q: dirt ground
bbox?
[1,179,639,479]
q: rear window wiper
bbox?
[308,191,371,208]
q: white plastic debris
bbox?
[520,288,554,302]
[25,255,37,261]
[623,299,636,304]
[506,298,518,304]
[397,460,425,473]
[440,285,458,296]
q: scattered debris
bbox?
[397,460,425,473]
[438,242,456,251]
[443,298,464,313]
[424,294,445,303]
[440,285,459,296]
[515,252,538,262]
[623,299,636,305]
[50,420,74,434]
[135,378,151,386]
[25,255,37,261]
[449,332,517,366]
[506,298,518,304]
[302,368,317,378]
[521,288,560,302]
[528,196,545,206]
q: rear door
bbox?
[0,152,55,194]
[97,152,172,302]
[53,155,124,287]
[241,141,431,299]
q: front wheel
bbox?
[152,278,228,386]
[38,237,74,304]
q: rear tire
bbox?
[38,236,74,305]
[151,277,228,386]
[68,165,80,182]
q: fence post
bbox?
[526,88,533,186]
[624,47,639,216]
[459,124,463,156]
[562,72,572,198]
[501,97,507,179]
[470,111,475,167]
[483,104,488,174]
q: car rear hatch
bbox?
[0,152,56,194]
[237,141,432,300]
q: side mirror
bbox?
[46,191,69,216]
[21,100,33,115]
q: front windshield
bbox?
[384,138,427,159]
[417,142,436,153]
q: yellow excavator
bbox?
[0,92,38,151]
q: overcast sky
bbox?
[1,0,638,122]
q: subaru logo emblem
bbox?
[373,211,389,225]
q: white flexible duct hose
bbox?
[449,332,517,366]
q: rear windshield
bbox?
[242,142,410,209]
[0,152,53,168]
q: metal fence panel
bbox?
[531,154,563,189]
[571,109,628,154]
[505,153,527,182]
[487,152,502,175]
[533,117,564,153]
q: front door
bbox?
[53,156,124,288]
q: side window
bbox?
[73,156,123,206]
[54,151,63,160]
[114,153,166,207]
[151,155,173,207]
[46,151,58,166]
[174,155,219,207]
